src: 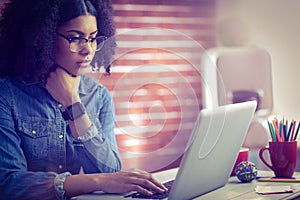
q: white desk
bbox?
[72,169,300,200]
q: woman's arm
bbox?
[76,85,121,173]
[46,68,121,172]
[46,67,89,137]
[64,169,167,198]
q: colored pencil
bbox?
[267,117,298,142]
[272,120,281,141]
[290,121,296,141]
[293,121,300,141]
[267,121,276,141]
[287,121,293,141]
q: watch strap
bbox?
[61,102,86,121]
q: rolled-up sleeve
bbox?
[74,86,121,173]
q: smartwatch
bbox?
[61,102,86,121]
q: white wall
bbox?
[216,0,300,120]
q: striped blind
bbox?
[100,0,217,172]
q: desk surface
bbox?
[72,169,300,200]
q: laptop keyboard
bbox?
[124,179,174,199]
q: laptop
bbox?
[73,101,257,200]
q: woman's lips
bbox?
[77,60,91,68]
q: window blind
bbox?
[101,0,217,172]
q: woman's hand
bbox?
[98,169,168,195]
[45,67,81,107]
[64,169,168,198]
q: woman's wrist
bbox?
[61,96,81,109]
[61,102,86,121]
[68,112,92,138]
[54,172,72,200]
[63,174,105,197]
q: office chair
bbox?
[201,46,273,149]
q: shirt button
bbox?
[59,134,64,139]
[32,130,36,134]
[58,165,63,169]
[58,104,62,108]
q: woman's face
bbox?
[54,15,97,76]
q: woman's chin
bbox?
[78,67,90,75]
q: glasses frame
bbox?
[56,32,107,53]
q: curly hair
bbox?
[0,0,116,82]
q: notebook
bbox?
[73,101,257,200]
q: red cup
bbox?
[231,147,249,176]
[259,141,297,178]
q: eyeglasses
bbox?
[56,32,107,53]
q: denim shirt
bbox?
[0,75,122,200]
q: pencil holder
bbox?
[259,141,297,178]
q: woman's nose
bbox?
[80,42,93,55]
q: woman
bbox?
[0,0,167,199]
